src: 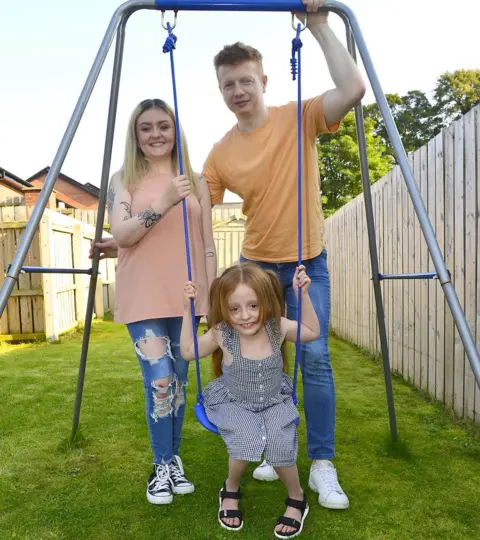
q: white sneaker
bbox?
[169,455,195,495]
[308,461,349,509]
[146,464,173,505]
[252,460,279,482]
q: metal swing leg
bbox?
[334,0,480,439]
[344,6,480,384]
[0,8,126,316]
[0,4,137,439]
[335,11,398,441]
[71,13,130,440]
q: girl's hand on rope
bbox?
[293,265,312,298]
[163,173,191,208]
[183,281,197,309]
[297,0,328,26]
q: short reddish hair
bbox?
[213,42,264,73]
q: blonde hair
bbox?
[122,98,197,194]
[208,263,288,378]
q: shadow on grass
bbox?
[379,434,414,461]
[58,426,93,453]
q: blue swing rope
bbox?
[163,17,304,431]
[291,23,303,406]
[163,23,204,408]
[163,21,219,434]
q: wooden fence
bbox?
[58,207,109,228]
[212,203,245,224]
[5,106,479,425]
[60,204,247,274]
[213,205,246,274]
[0,201,244,341]
[0,206,115,341]
[324,104,480,423]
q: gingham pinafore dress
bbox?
[203,319,299,467]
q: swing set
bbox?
[1,0,479,443]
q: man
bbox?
[201,1,365,509]
[92,0,365,510]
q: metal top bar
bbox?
[154,0,310,11]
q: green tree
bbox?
[318,69,479,216]
[434,69,480,122]
[363,91,443,162]
[318,111,393,217]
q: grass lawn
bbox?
[0,317,479,540]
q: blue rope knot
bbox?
[290,57,297,80]
[292,36,303,51]
[162,32,177,53]
[290,36,303,80]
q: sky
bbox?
[1,0,478,203]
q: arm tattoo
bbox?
[120,201,131,221]
[107,183,115,215]
[206,250,215,258]
[137,206,162,228]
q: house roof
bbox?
[26,167,100,198]
[53,190,88,208]
[84,182,100,197]
[0,166,33,188]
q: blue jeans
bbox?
[127,317,198,465]
[240,250,335,459]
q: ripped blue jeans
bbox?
[127,317,198,465]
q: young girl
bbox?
[180,262,320,538]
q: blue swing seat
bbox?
[195,402,220,434]
[195,401,299,435]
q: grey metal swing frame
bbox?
[0,0,478,443]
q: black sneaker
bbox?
[169,455,195,494]
[146,464,173,504]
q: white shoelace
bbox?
[315,467,343,493]
[169,461,188,484]
[150,465,170,492]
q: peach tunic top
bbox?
[114,173,209,324]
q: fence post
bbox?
[94,268,104,319]
[39,213,59,341]
[72,223,87,323]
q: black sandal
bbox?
[274,493,309,539]
[218,481,243,531]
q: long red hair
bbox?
[208,263,288,378]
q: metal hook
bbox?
[291,11,308,32]
[161,10,177,31]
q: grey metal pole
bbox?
[338,13,397,441]
[329,1,480,384]
[71,13,130,440]
[0,0,156,318]
[379,273,439,281]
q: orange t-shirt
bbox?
[203,95,338,263]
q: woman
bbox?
[108,98,216,505]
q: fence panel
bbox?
[1,207,114,341]
[0,204,43,339]
[324,105,480,423]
